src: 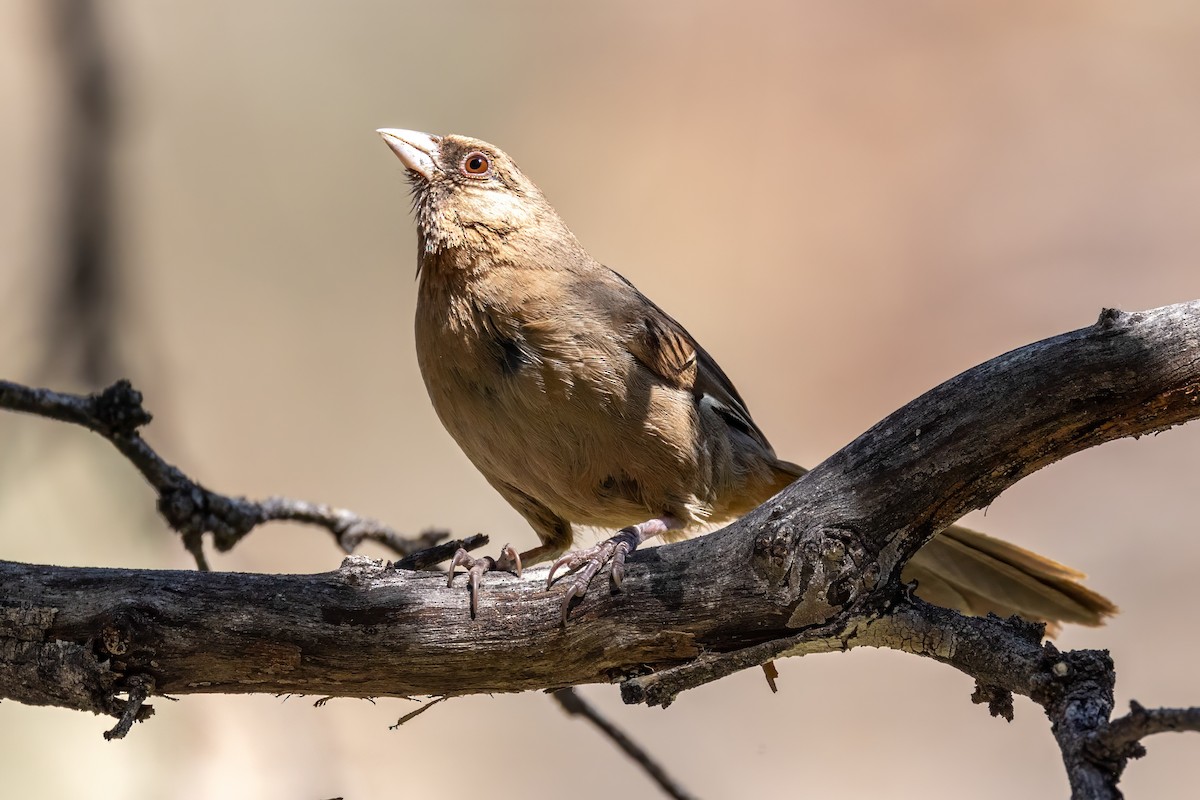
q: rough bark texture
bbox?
[3,301,1200,797]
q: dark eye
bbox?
[461,151,491,177]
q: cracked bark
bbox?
[3,301,1200,798]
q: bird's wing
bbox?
[610,269,777,454]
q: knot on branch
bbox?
[750,513,797,584]
[1094,306,1146,334]
[751,523,879,627]
[157,485,261,542]
[95,607,159,674]
[1030,645,1114,707]
[1030,644,1118,773]
[339,554,392,586]
[91,380,152,436]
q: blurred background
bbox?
[2,1,1198,797]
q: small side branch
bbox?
[1098,701,1200,757]
[395,532,490,571]
[389,696,448,729]
[103,674,154,741]
[0,379,447,566]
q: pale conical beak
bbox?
[377,128,442,181]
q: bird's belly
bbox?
[422,345,710,528]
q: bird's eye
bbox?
[461,152,491,177]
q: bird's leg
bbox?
[547,515,682,623]
[448,543,522,618]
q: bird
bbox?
[377,127,1117,629]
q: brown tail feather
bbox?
[767,460,1116,632]
[768,459,807,494]
[904,525,1117,632]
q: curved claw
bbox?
[446,545,522,618]
[549,554,576,592]
[550,519,677,623]
[447,548,473,588]
[560,582,581,625]
[467,560,492,618]
[554,551,610,624]
[496,543,522,577]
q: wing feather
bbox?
[610,268,775,454]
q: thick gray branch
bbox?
[3,301,1200,797]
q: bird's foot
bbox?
[547,517,677,624]
[448,544,521,618]
[546,528,639,623]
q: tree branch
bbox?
[1097,701,1200,756]
[4,301,1200,798]
[0,379,473,566]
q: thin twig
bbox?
[1099,701,1200,756]
[389,696,447,729]
[552,688,695,800]
[103,675,154,740]
[394,532,489,571]
[0,379,446,565]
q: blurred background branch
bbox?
[44,0,122,386]
[551,688,695,800]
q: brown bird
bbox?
[378,128,1117,628]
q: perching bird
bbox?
[378,128,1117,628]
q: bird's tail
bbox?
[768,460,1116,632]
[903,525,1116,633]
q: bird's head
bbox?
[377,129,564,257]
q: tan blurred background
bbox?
[2,1,1199,797]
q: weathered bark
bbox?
[3,301,1200,798]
